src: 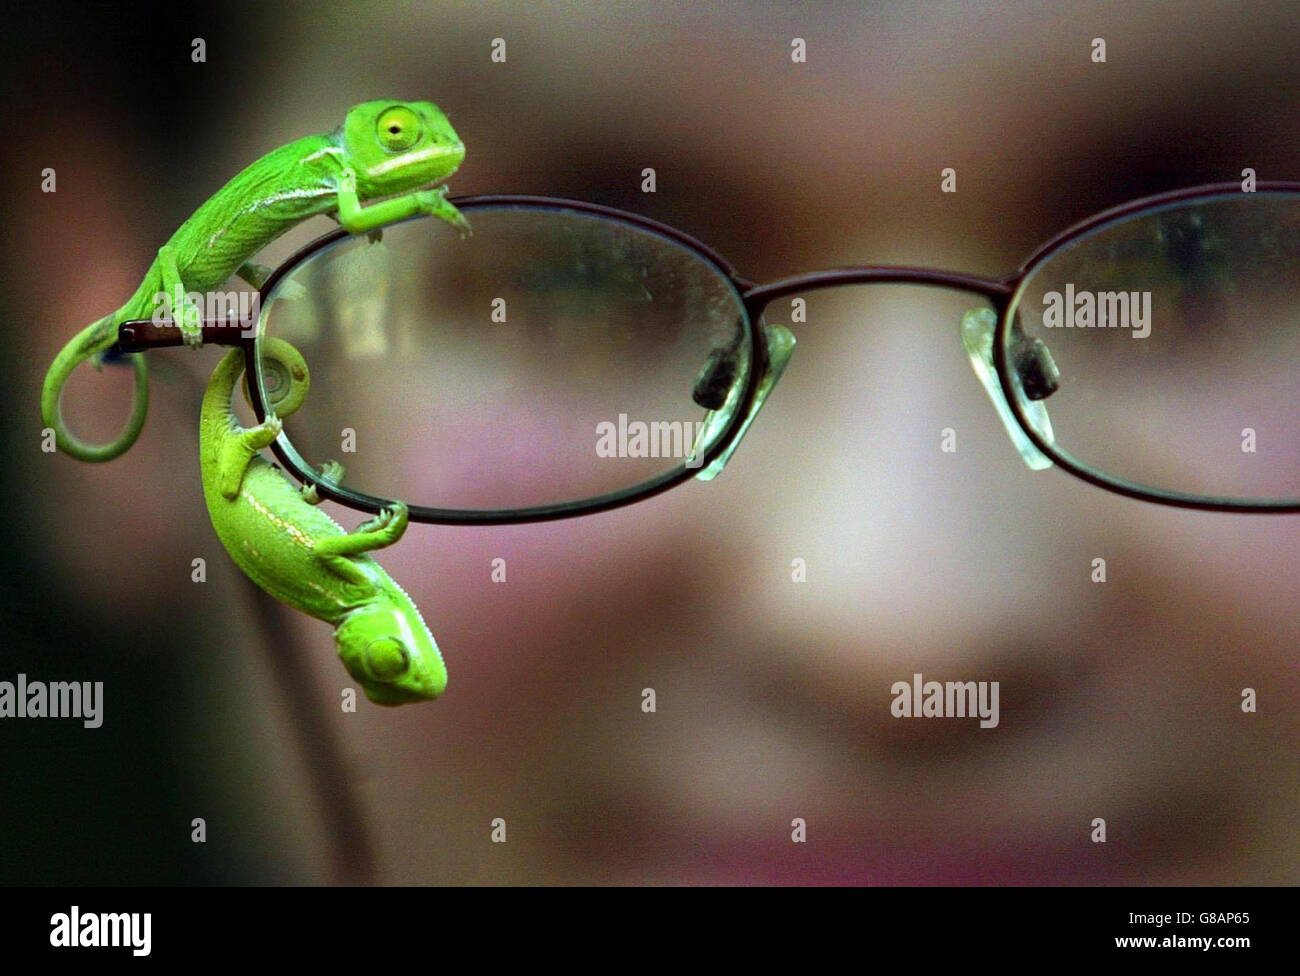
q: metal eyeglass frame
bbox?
[115,181,1300,523]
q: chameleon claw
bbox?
[356,507,390,534]
[357,502,407,541]
[416,185,471,237]
[178,299,204,349]
[300,459,344,505]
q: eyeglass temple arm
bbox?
[690,321,797,481]
[960,307,1057,471]
[114,318,254,354]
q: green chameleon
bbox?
[42,99,467,461]
[201,337,447,705]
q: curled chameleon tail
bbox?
[41,99,466,464]
[201,338,446,705]
[41,316,150,462]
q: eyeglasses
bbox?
[116,182,1300,522]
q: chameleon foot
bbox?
[314,502,409,559]
[301,460,345,505]
[417,185,471,237]
[245,413,283,450]
[355,503,408,544]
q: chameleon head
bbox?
[341,99,465,199]
[333,599,448,705]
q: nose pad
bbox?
[959,308,1056,471]
[692,341,740,411]
[1012,333,1060,401]
[689,321,796,480]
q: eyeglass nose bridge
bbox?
[688,268,1065,481]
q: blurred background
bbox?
[2,0,1297,884]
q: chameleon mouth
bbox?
[366,143,466,178]
[365,680,443,706]
[413,176,454,192]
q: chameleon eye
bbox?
[365,638,410,680]
[376,106,421,153]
